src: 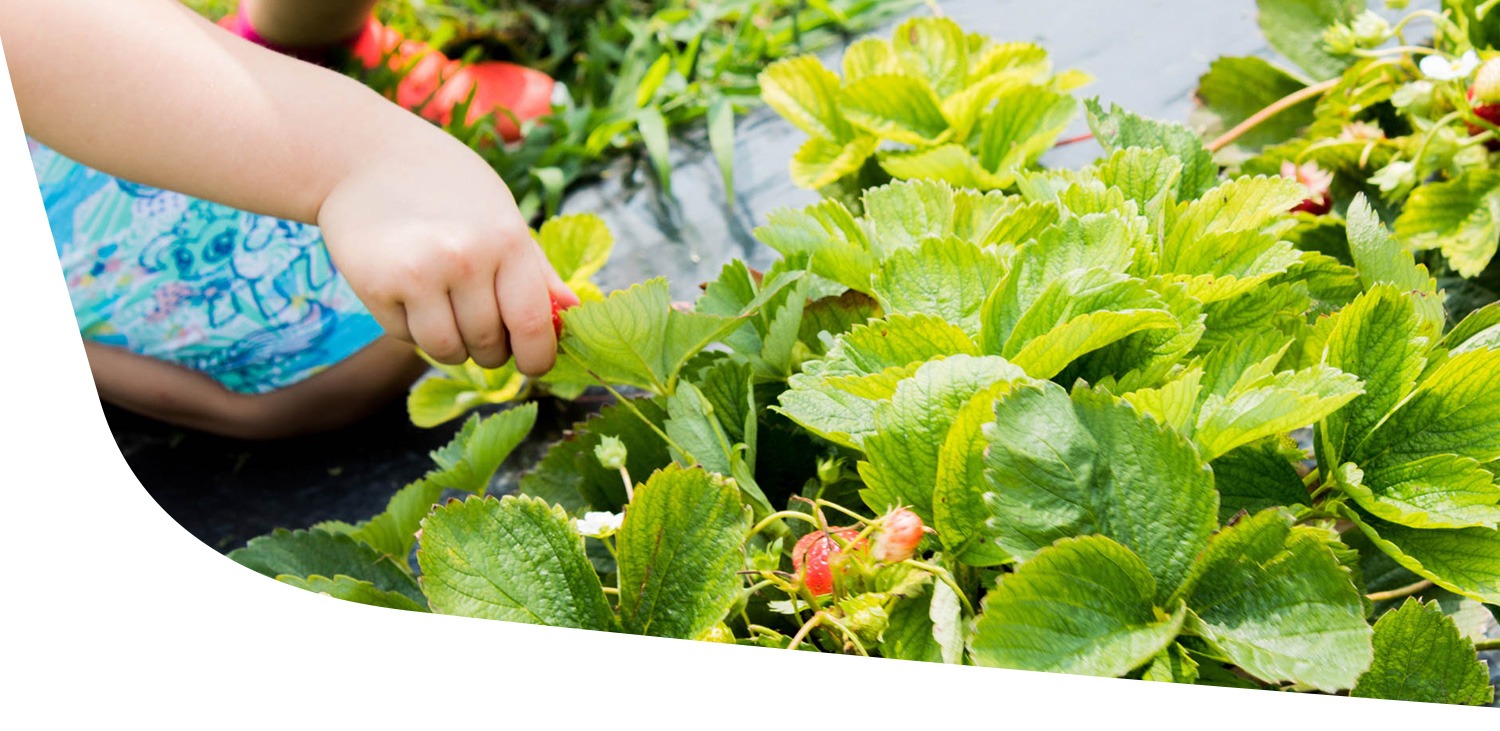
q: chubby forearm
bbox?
[0,0,441,224]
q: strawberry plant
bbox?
[231,123,1499,706]
[1194,0,1500,319]
[221,14,1499,707]
[760,16,1090,208]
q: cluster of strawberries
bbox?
[791,508,927,596]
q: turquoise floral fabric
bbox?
[29,140,384,394]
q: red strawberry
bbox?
[1467,90,1500,151]
[550,295,565,339]
[792,527,866,597]
[872,507,925,563]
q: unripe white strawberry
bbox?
[1473,57,1500,103]
[872,507,925,563]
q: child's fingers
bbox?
[450,275,511,369]
[405,293,468,365]
[369,301,414,345]
[496,256,557,377]
[545,266,580,309]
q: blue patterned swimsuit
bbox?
[30,139,385,394]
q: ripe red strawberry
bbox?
[872,507,925,563]
[550,295,565,339]
[1467,90,1500,151]
[792,527,866,597]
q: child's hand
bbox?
[5,0,579,377]
[316,132,579,375]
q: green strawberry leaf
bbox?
[616,465,751,638]
[858,355,1025,520]
[1141,643,1201,684]
[1161,176,1307,264]
[972,86,1078,182]
[933,380,1025,566]
[1443,301,1500,352]
[1335,457,1500,530]
[560,276,799,394]
[840,74,951,147]
[863,178,961,255]
[1319,285,1434,463]
[423,403,538,494]
[1119,367,1205,435]
[1344,195,1439,301]
[981,383,1219,598]
[1085,98,1219,199]
[1342,505,1500,604]
[277,574,429,613]
[1351,346,1500,469]
[1351,599,1495,705]
[1255,0,1361,81]
[879,581,944,663]
[1210,441,1311,524]
[1001,269,1179,379]
[535,213,614,295]
[759,55,852,143]
[870,235,1006,339]
[1193,363,1362,461]
[230,528,423,606]
[417,495,616,629]
[982,213,1145,351]
[1175,509,1371,692]
[842,37,901,83]
[791,135,881,189]
[1091,147,1184,227]
[778,313,980,448]
[798,290,882,356]
[406,357,526,428]
[755,200,877,293]
[892,16,970,99]
[1393,170,1500,278]
[879,144,1008,190]
[350,478,445,560]
[970,535,1187,677]
[665,379,738,478]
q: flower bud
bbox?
[594,435,629,471]
[1321,23,1357,56]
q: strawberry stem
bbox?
[1365,579,1433,603]
[904,559,976,614]
[787,611,825,651]
[617,465,634,503]
[1476,638,1500,652]
[749,510,822,536]
[1207,78,1339,153]
[1054,131,1096,147]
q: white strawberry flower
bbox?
[1419,50,1480,81]
[574,511,624,538]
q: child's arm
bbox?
[1,0,575,374]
